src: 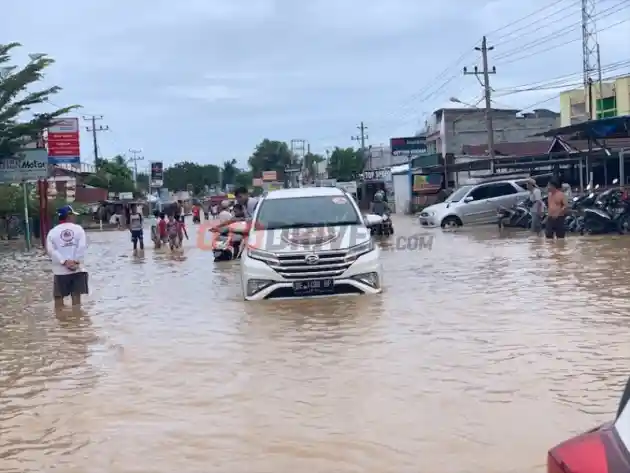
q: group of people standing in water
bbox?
[125,187,258,255]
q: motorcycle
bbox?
[370,213,394,236]
[580,181,630,235]
[212,234,238,261]
[211,221,247,262]
[497,199,534,229]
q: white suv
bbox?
[240,187,383,301]
[418,179,529,228]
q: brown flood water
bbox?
[1,216,629,473]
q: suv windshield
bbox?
[255,195,361,230]
[446,185,473,202]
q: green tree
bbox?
[234,169,252,189]
[163,161,220,194]
[327,147,363,181]
[248,139,295,178]
[0,42,80,156]
[84,155,135,193]
[136,172,149,191]
[221,159,238,186]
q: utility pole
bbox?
[128,148,144,189]
[289,139,306,188]
[582,0,598,120]
[464,36,496,173]
[351,122,369,169]
[83,115,109,164]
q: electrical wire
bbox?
[491,0,582,46]
[494,60,630,94]
[493,0,630,62]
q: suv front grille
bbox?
[268,250,353,279]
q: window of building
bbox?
[596,96,617,119]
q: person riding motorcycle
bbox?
[370,191,389,216]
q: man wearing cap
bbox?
[46,205,89,308]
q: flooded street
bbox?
[1,215,629,473]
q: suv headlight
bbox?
[247,247,279,264]
[346,239,374,259]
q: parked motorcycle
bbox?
[580,180,630,235]
[497,198,534,229]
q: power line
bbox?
[491,0,582,45]
[494,61,630,95]
[495,15,630,66]
[493,1,630,62]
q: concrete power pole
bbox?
[128,148,144,189]
[83,115,109,164]
[464,36,496,174]
[351,122,369,169]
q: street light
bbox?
[449,97,478,108]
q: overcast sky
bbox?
[3,0,628,168]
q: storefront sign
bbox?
[0,149,49,182]
[390,136,427,157]
[362,168,392,181]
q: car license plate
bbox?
[293,279,334,295]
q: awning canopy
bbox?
[532,115,630,140]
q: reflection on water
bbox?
[0,218,629,473]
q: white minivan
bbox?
[240,187,384,301]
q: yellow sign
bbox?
[412,175,427,192]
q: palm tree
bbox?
[0,42,80,156]
[222,159,238,186]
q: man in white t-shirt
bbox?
[46,205,88,308]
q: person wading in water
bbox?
[128,204,144,254]
[546,179,567,239]
[527,178,544,235]
[46,205,89,308]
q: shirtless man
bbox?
[546,179,567,239]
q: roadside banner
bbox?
[47,117,81,165]
[150,161,163,187]
[0,149,49,183]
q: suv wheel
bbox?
[441,216,462,228]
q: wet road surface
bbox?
[1,216,629,473]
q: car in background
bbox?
[547,375,630,473]
[240,187,383,301]
[417,179,529,228]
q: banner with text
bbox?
[0,149,49,183]
[390,136,427,158]
[47,117,80,165]
[150,161,164,187]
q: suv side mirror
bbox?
[463,196,474,203]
